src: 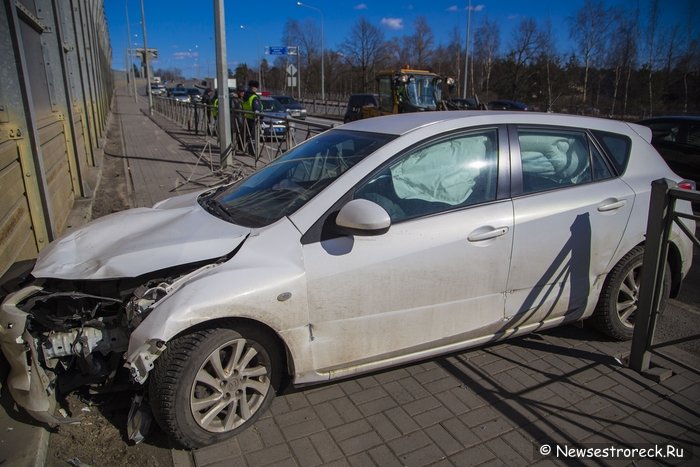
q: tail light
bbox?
[677,180,696,190]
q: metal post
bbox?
[125,0,137,101]
[140,0,152,115]
[629,179,675,373]
[214,0,231,167]
[463,0,472,99]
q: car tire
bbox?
[591,246,670,341]
[149,325,282,448]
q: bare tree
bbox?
[679,38,700,112]
[410,16,434,68]
[282,19,321,95]
[645,0,660,116]
[536,18,559,111]
[340,17,386,92]
[505,17,538,99]
[473,16,500,101]
[568,0,610,107]
[605,7,638,117]
[429,27,463,85]
[382,37,410,69]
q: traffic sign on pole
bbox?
[266,46,288,55]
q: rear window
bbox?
[350,95,377,107]
[592,130,631,175]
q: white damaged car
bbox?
[0,112,695,448]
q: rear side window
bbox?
[517,128,615,195]
[592,130,631,175]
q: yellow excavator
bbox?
[361,69,458,119]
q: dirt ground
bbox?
[45,393,174,467]
[45,112,177,467]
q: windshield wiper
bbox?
[202,197,235,222]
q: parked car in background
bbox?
[0,112,694,449]
[344,93,379,123]
[448,98,481,110]
[150,83,167,96]
[259,97,288,138]
[271,95,307,119]
[170,89,190,103]
[637,116,700,183]
[187,88,203,103]
[488,99,529,111]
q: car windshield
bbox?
[275,96,292,105]
[205,130,395,227]
[405,75,438,109]
[261,99,284,112]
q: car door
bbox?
[505,125,635,328]
[301,128,514,372]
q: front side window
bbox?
[354,129,499,222]
[206,130,394,227]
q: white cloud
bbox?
[381,17,404,30]
[354,3,367,9]
[448,4,485,13]
[173,51,198,60]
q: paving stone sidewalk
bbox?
[179,325,698,467]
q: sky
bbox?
[106,0,696,79]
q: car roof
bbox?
[340,111,650,140]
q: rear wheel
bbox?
[591,246,671,340]
[149,325,282,448]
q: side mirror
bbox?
[335,199,391,236]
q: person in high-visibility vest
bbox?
[241,80,261,154]
[231,88,245,151]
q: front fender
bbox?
[125,219,312,380]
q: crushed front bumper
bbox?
[0,286,60,425]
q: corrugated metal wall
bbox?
[0,0,112,277]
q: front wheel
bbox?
[149,325,282,448]
[591,246,671,341]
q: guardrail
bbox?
[151,96,334,166]
[298,98,346,120]
[629,179,700,376]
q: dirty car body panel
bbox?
[0,111,694,447]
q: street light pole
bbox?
[214,0,231,167]
[296,2,324,101]
[139,0,153,115]
[125,0,137,102]
[463,0,472,99]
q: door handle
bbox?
[597,199,627,212]
[468,226,509,242]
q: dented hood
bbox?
[32,196,249,280]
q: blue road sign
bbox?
[267,46,288,55]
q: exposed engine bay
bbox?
[0,259,220,429]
